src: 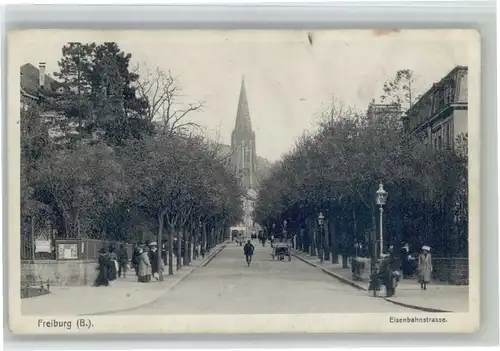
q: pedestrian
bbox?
[117,243,129,278]
[200,244,205,259]
[131,244,141,276]
[162,241,168,266]
[137,247,151,283]
[400,242,413,278]
[149,242,159,280]
[143,246,152,282]
[107,245,118,283]
[417,245,433,290]
[378,249,398,297]
[94,248,110,287]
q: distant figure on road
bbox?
[94,248,110,287]
[418,245,432,290]
[117,244,129,278]
[243,240,255,266]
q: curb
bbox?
[383,297,451,313]
[291,252,367,291]
[87,243,228,316]
[291,251,449,313]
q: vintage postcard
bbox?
[7,29,480,334]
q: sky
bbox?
[14,29,474,161]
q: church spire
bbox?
[235,76,252,132]
[231,75,257,191]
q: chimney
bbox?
[39,62,46,88]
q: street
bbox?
[112,242,413,315]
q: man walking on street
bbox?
[243,240,255,267]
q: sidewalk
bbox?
[292,250,469,313]
[22,242,228,316]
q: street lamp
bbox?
[375,183,388,258]
[317,212,325,263]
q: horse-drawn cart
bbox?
[271,239,292,261]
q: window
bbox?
[438,135,442,150]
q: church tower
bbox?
[231,76,257,190]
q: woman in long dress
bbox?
[107,246,118,282]
[418,245,433,290]
[137,247,151,283]
[95,248,109,287]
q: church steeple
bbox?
[231,76,257,190]
[234,76,252,133]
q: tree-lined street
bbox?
[20,38,469,316]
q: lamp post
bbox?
[317,212,325,263]
[375,183,388,258]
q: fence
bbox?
[21,238,134,262]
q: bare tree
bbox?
[380,69,420,110]
[134,63,205,136]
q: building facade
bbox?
[20,62,80,142]
[231,77,258,230]
[20,62,66,110]
[404,66,468,149]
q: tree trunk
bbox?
[157,212,165,280]
[209,227,215,251]
[308,217,316,256]
[183,228,189,266]
[193,228,198,260]
[202,223,207,254]
[324,220,330,261]
[353,207,358,248]
[345,207,357,269]
[176,230,182,270]
[301,228,308,253]
[342,254,349,269]
[168,225,174,276]
[188,229,193,264]
[330,219,339,264]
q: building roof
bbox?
[406,65,468,116]
[20,63,58,96]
